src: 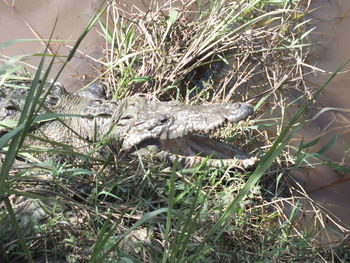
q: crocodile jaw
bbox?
[159,134,256,168]
[120,101,254,167]
[120,101,254,151]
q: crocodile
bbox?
[0,83,256,168]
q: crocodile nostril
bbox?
[226,103,241,110]
[234,103,241,109]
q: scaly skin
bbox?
[0,83,255,167]
[0,82,256,249]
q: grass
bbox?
[1,0,350,262]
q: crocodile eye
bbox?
[96,113,111,117]
[5,105,17,111]
[47,96,59,106]
[121,115,133,120]
[160,116,170,124]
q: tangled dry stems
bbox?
[103,0,310,103]
[2,0,350,262]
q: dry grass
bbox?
[96,0,310,104]
[1,0,350,262]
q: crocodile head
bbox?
[112,98,255,167]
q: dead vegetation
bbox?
[1,0,350,262]
[98,0,310,103]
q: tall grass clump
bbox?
[99,0,310,103]
[1,0,350,262]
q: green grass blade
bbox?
[317,135,337,154]
[193,57,350,257]
[3,196,34,262]
[162,163,178,263]
[96,208,168,262]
